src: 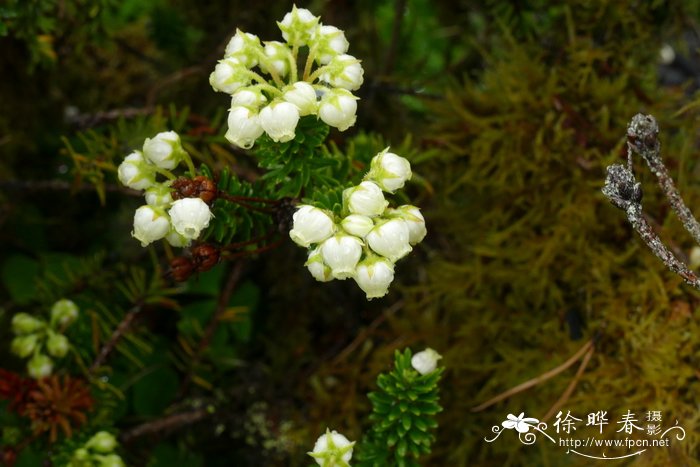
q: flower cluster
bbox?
[210,6,363,148]
[11,299,79,379]
[69,431,125,467]
[289,149,426,299]
[308,429,354,467]
[117,131,213,247]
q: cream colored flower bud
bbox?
[259,101,300,143]
[283,82,318,116]
[27,353,53,379]
[224,29,262,67]
[310,25,349,64]
[145,184,174,208]
[354,256,395,300]
[289,205,335,247]
[142,131,186,170]
[343,181,388,217]
[46,332,69,358]
[226,106,264,149]
[365,148,412,193]
[51,299,79,326]
[320,234,363,279]
[386,205,427,245]
[12,313,45,335]
[341,214,374,238]
[132,205,170,246]
[278,6,320,46]
[309,429,354,467]
[168,198,212,240]
[366,218,412,262]
[319,54,364,91]
[411,348,442,375]
[210,57,250,94]
[117,151,156,190]
[319,89,358,131]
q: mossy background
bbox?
[3,0,700,465]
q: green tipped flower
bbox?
[12,313,45,334]
[143,131,187,170]
[278,5,320,47]
[309,429,355,467]
[46,332,70,358]
[27,353,53,379]
[11,334,39,358]
[86,431,118,454]
[51,299,79,327]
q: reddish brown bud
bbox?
[193,176,217,204]
[191,244,220,272]
[171,176,218,204]
[170,257,194,282]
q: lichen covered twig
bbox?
[602,115,700,289]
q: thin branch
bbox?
[90,304,142,373]
[627,113,700,246]
[119,407,209,443]
[177,261,245,396]
[602,163,700,289]
[470,339,593,412]
[541,345,594,422]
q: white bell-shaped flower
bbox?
[132,205,170,247]
[310,25,349,64]
[341,214,374,238]
[226,106,264,149]
[117,151,156,190]
[262,41,292,77]
[27,353,53,379]
[320,234,363,279]
[145,183,174,208]
[283,82,318,116]
[365,148,412,193]
[231,88,267,108]
[224,29,262,67]
[168,198,212,240]
[12,313,45,334]
[289,205,335,247]
[142,131,186,170]
[309,429,355,467]
[210,57,250,94]
[319,88,358,131]
[259,101,300,143]
[366,218,412,262]
[319,54,364,91]
[411,348,442,375]
[343,181,388,217]
[50,299,79,326]
[11,335,39,358]
[305,246,333,282]
[354,255,395,299]
[386,205,427,245]
[278,5,320,46]
[46,332,69,358]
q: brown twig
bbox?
[627,113,700,246]
[177,261,245,396]
[541,345,594,421]
[120,407,209,443]
[90,304,142,373]
[602,163,700,289]
[470,339,594,412]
